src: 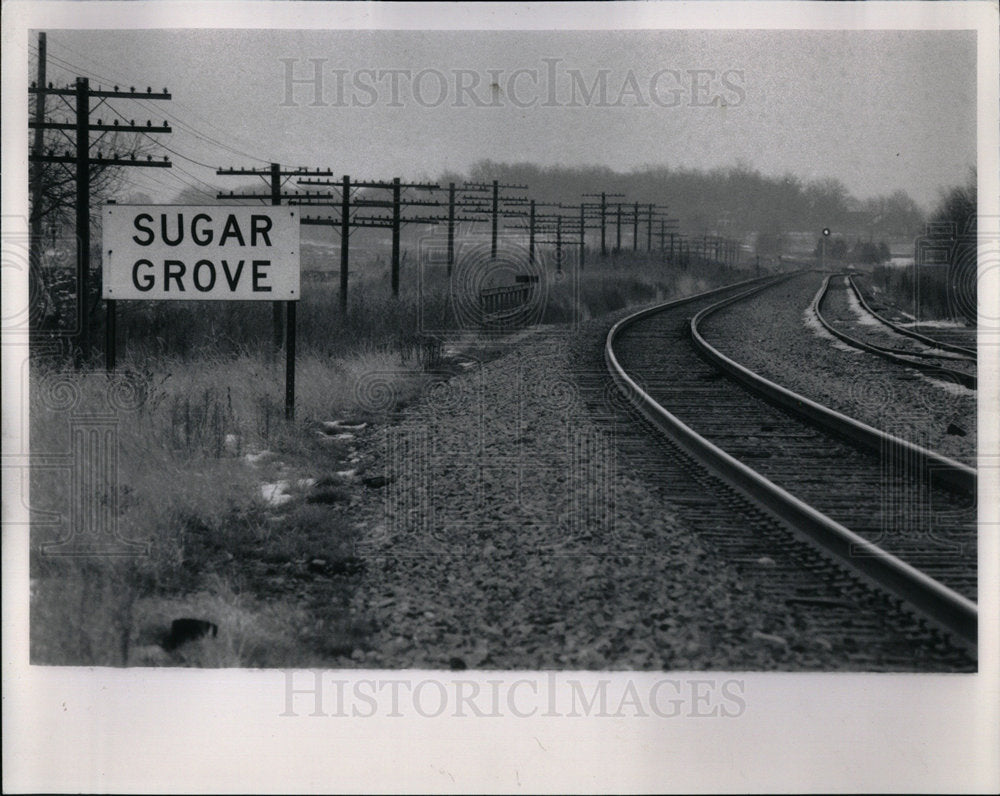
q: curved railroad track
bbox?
[606,272,977,650]
[813,274,976,389]
[848,273,978,357]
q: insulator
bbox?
[130,86,135,92]
[48,82,52,88]
[97,118,102,125]
[146,120,151,127]
[147,155,152,161]
[146,87,152,93]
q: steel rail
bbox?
[848,274,977,359]
[605,276,977,647]
[690,279,976,495]
[812,276,976,389]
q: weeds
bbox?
[868,263,975,323]
[29,249,743,666]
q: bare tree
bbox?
[29,89,157,237]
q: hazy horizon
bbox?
[29,28,977,212]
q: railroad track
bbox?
[848,274,978,357]
[606,273,977,650]
[813,274,976,389]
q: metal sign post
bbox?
[102,203,301,417]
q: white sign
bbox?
[102,205,300,300]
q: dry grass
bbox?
[29,250,743,666]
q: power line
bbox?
[47,38,271,163]
[32,41,272,166]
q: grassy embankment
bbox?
[29,246,740,666]
[864,263,976,324]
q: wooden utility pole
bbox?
[447,182,456,275]
[269,162,284,347]
[528,199,536,266]
[582,192,625,257]
[555,214,563,270]
[459,180,527,259]
[391,177,402,296]
[294,174,439,301]
[615,203,623,253]
[491,180,499,258]
[30,76,172,367]
[340,175,350,308]
[30,32,46,289]
[74,78,90,363]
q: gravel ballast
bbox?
[699,272,976,466]
[334,293,971,671]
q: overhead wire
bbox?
[30,41,273,168]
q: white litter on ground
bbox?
[335,469,358,479]
[802,307,860,354]
[898,319,968,329]
[843,278,881,325]
[322,420,368,432]
[924,377,976,399]
[260,481,293,506]
[243,450,272,465]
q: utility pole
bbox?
[615,203,623,253]
[632,202,639,251]
[528,199,536,266]
[74,78,89,363]
[292,174,440,301]
[30,32,46,294]
[459,180,527,259]
[555,214,563,271]
[582,192,625,257]
[447,182,456,275]
[269,162,284,347]
[340,175,350,308]
[647,204,655,252]
[391,178,402,296]
[30,76,172,367]
[491,180,499,258]
[580,204,587,269]
[220,163,337,346]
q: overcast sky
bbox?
[33,28,977,210]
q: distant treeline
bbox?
[150,159,948,247]
[438,160,927,240]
